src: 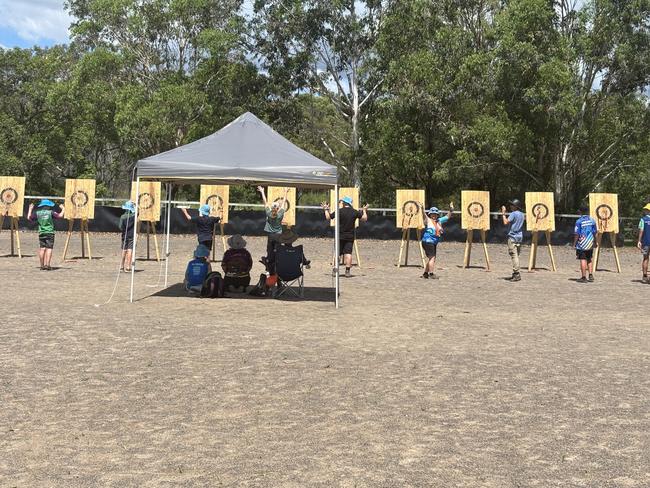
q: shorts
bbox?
[576,249,594,262]
[339,239,354,256]
[641,246,650,258]
[199,239,213,251]
[422,242,438,258]
[39,234,54,249]
[121,237,134,250]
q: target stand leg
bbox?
[404,228,411,266]
[546,230,557,272]
[528,231,539,271]
[396,227,408,267]
[610,232,621,273]
[83,219,92,260]
[80,219,86,259]
[416,228,426,269]
[480,230,490,271]
[211,223,217,262]
[220,223,227,255]
[149,221,161,262]
[353,240,362,268]
[10,217,22,258]
[594,233,603,271]
[61,219,74,262]
[463,229,473,268]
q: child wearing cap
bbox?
[184,244,212,293]
[321,196,368,277]
[119,201,136,272]
[501,199,525,281]
[181,204,222,251]
[573,205,598,283]
[637,204,650,283]
[420,202,454,279]
[28,199,65,270]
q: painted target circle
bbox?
[70,190,89,208]
[273,197,290,212]
[1,187,18,205]
[532,203,549,220]
[205,194,223,212]
[467,201,485,218]
[138,192,154,210]
[401,200,420,217]
[596,204,613,221]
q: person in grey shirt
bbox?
[257,185,289,262]
[501,199,525,281]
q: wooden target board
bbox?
[131,181,161,222]
[64,179,96,220]
[267,186,296,227]
[589,193,619,234]
[0,176,26,218]
[396,189,425,229]
[461,190,490,230]
[525,192,555,232]
[200,185,230,223]
[329,187,360,227]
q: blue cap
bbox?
[194,244,210,258]
[340,196,353,206]
[38,199,55,207]
[426,206,440,215]
[199,204,211,216]
[121,201,135,212]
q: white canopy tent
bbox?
[129,112,341,307]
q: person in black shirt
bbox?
[322,196,368,277]
[182,204,222,251]
[119,201,136,272]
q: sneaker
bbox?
[429,273,439,280]
[511,273,521,282]
[345,268,351,278]
[420,272,429,279]
[642,276,649,284]
[588,274,594,282]
[577,276,588,283]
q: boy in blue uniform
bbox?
[184,244,211,294]
[420,203,453,279]
[501,199,525,281]
[637,203,650,283]
[573,205,598,283]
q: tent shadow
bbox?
[151,282,335,303]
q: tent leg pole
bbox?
[130,177,140,303]
[334,184,340,309]
[164,183,172,287]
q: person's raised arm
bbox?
[27,203,35,221]
[361,204,369,222]
[420,202,427,227]
[447,202,454,220]
[279,187,289,209]
[321,202,332,221]
[57,204,65,218]
[257,186,268,207]
[500,205,509,226]
[181,208,192,221]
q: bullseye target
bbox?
[525,192,555,231]
[396,189,425,229]
[64,179,96,220]
[268,186,296,226]
[589,193,619,233]
[200,185,229,223]
[131,181,161,222]
[461,190,490,230]
[0,177,26,218]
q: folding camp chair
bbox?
[273,244,305,298]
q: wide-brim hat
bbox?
[643,203,650,212]
[508,199,522,209]
[194,244,210,258]
[278,228,299,244]
[121,201,135,212]
[38,199,55,207]
[340,196,353,206]
[227,234,247,249]
[199,204,211,216]
[425,206,440,215]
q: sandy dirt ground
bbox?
[1,231,648,487]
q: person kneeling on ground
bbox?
[420,203,453,279]
[222,234,253,292]
[28,199,65,270]
[574,205,598,283]
[184,244,211,294]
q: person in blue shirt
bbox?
[420,202,454,279]
[637,203,650,283]
[184,244,211,294]
[573,205,598,283]
[500,199,525,281]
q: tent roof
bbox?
[136,112,338,188]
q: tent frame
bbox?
[130,177,341,308]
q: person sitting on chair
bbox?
[273,228,310,267]
[222,234,253,292]
[184,244,211,294]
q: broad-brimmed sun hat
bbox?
[194,244,210,258]
[38,199,56,207]
[278,228,299,244]
[227,234,247,249]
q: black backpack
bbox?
[202,271,225,298]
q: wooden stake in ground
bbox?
[461,190,490,270]
[395,189,426,268]
[589,193,621,273]
[0,176,25,258]
[525,192,557,272]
